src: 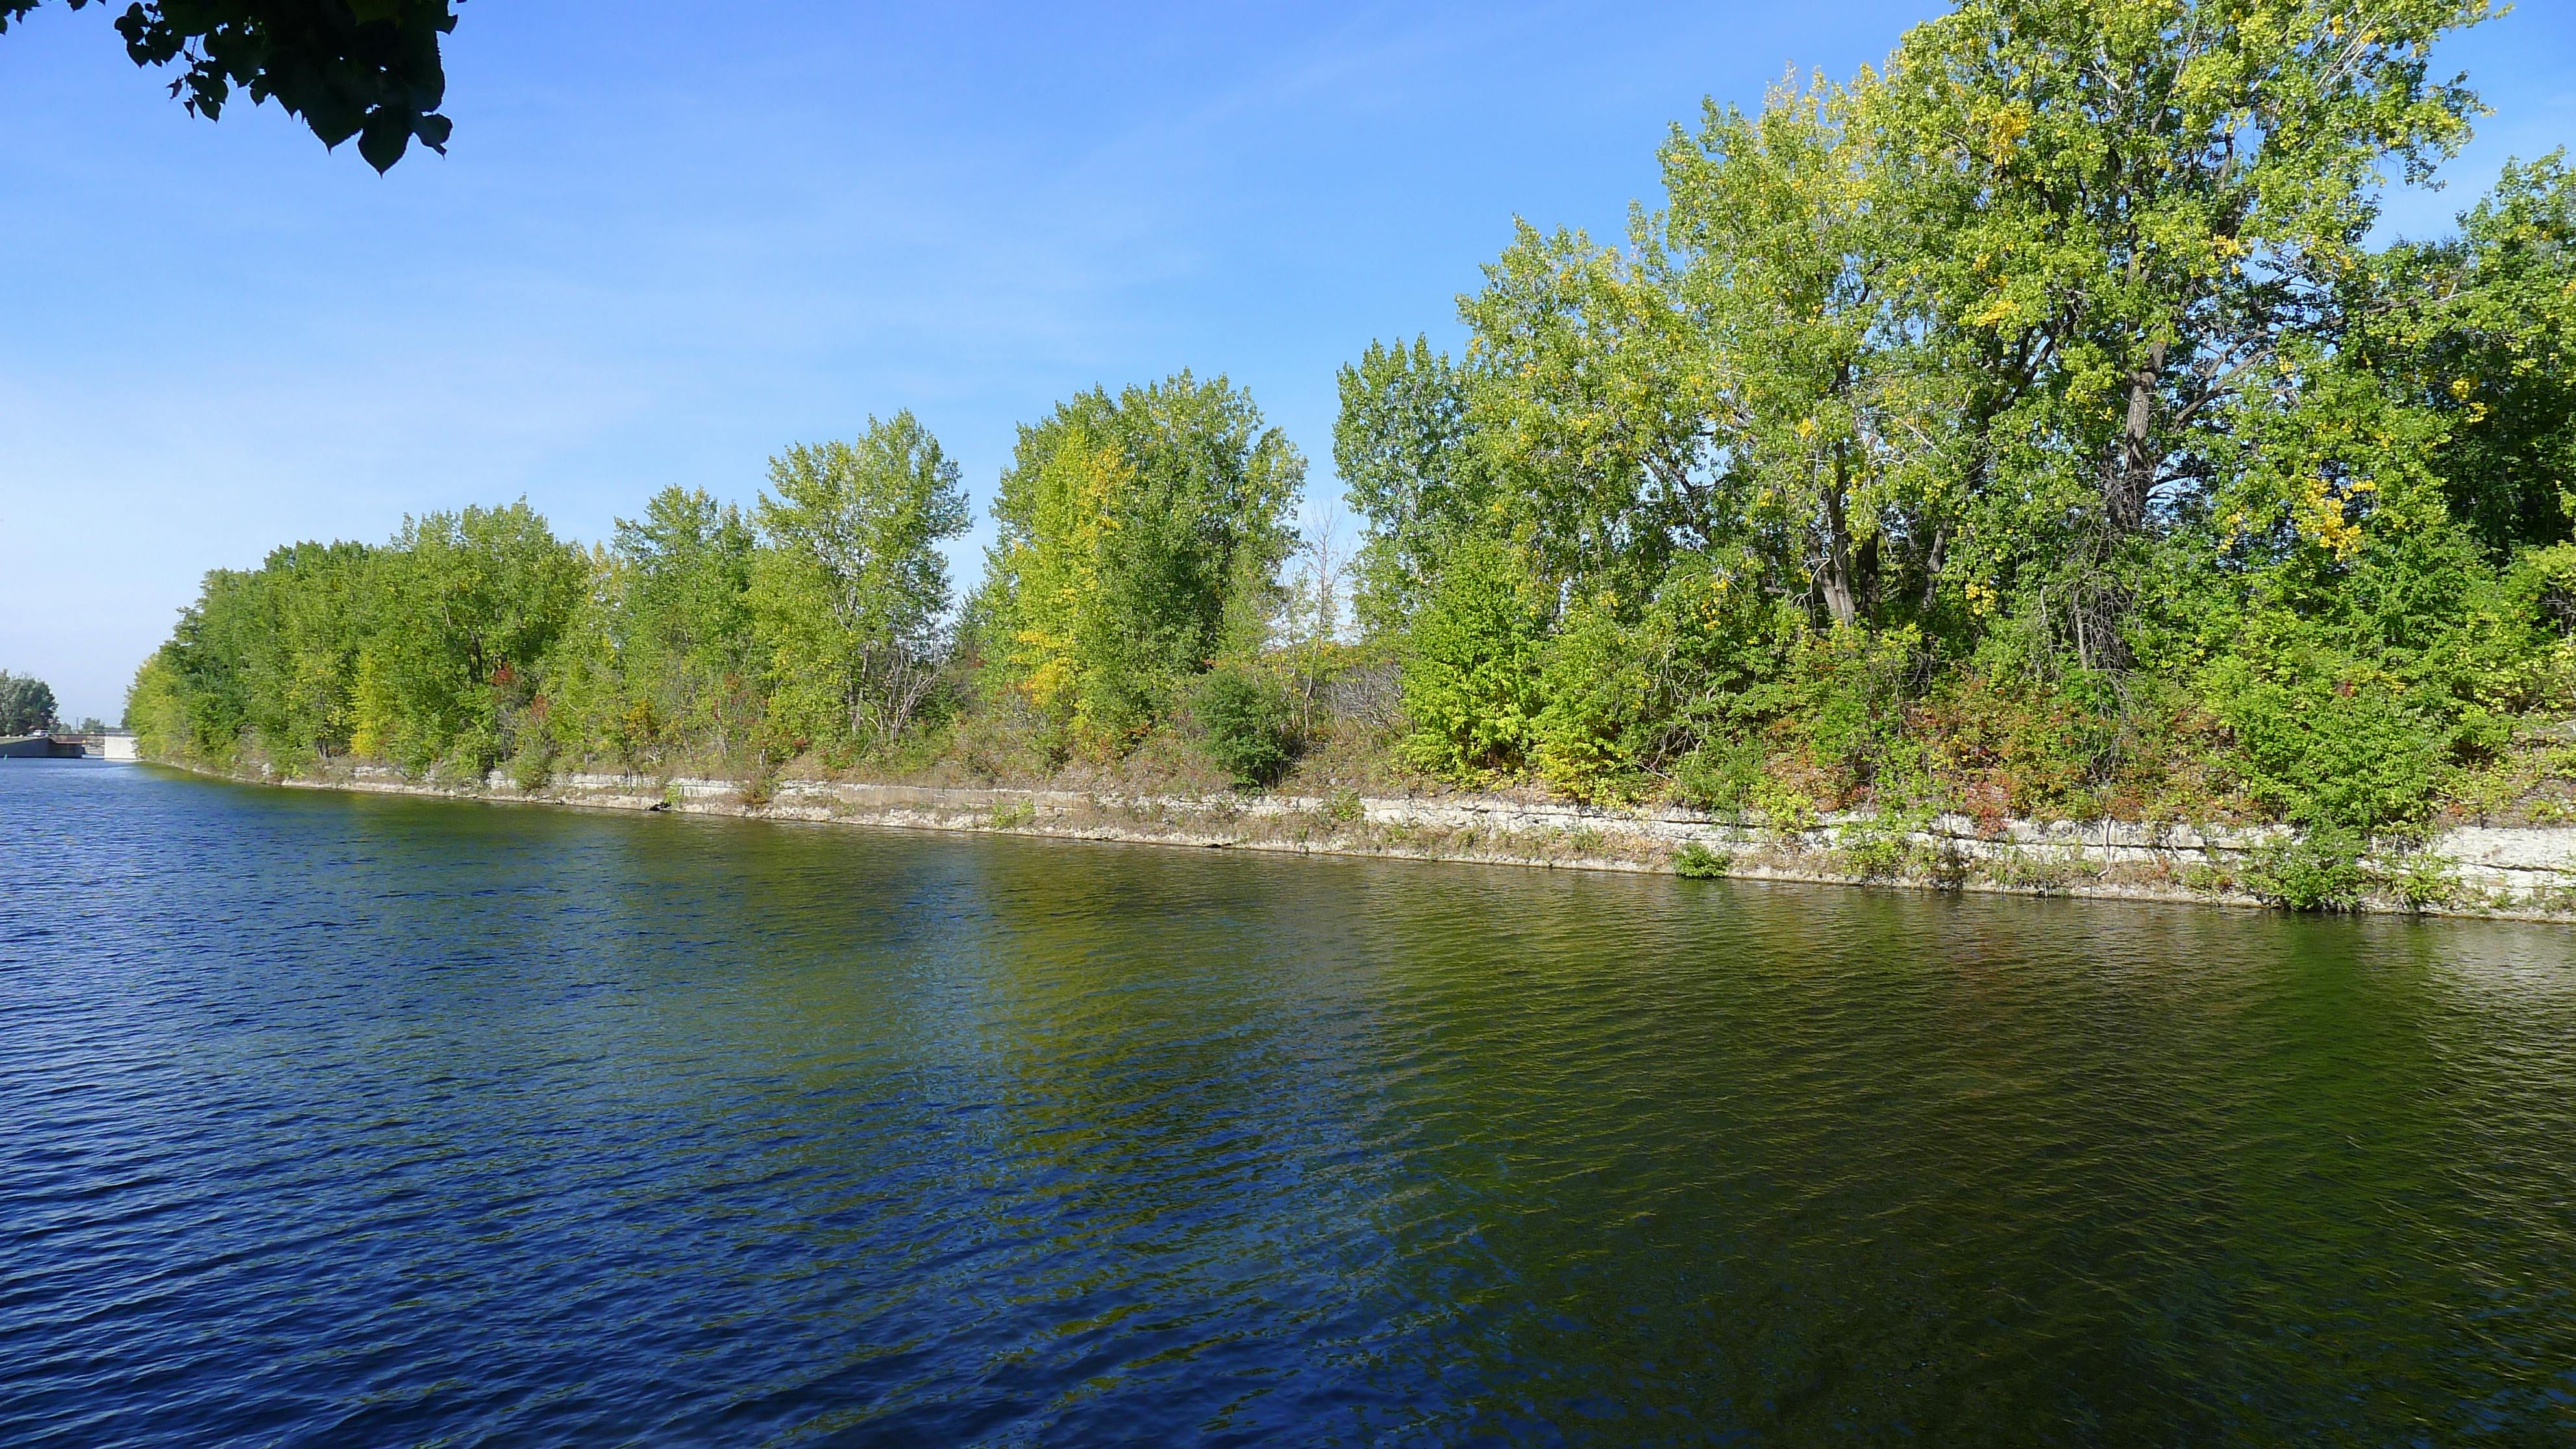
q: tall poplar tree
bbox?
[752,413,971,756]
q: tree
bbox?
[354,501,584,772]
[1398,530,1548,776]
[0,671,58,734]
[225,539,375,762]
[752,414,971,755]
[2360,151,2576,557]
[1280,504,1350,734]
[1870,0,2492,660]
[1458,221,1711,605]
[976,373,1302,749]
[1657,72,1957,630]
[611,487,761,758]
[1333,336,1489,634]
[1,0,460,171]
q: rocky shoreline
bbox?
[146,758,2576,923]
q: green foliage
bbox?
[507,729,555,794]
[2201,649,2446,835]
[574,486,762,767]
[1672,841,1732,878]
[2378,848,2459,913]
[752,414,970,761]
[1193,665,1294,787]
[2364,152,2576,556]
[1838,825,1910,882]
[1334,337,1489,636]
[358,502,586,776]
[1775,626,1922,799]
[1398,531,1546,776]
[2246,831,2372,913]
[1672,735,1766,814]
[0,670,57,735]
[120,3,2576,919]
[1532,596,1652,801]
[1,1,462,171]
[1320,0,2571,880]
[1875,0,2488,581]
[975,372,1301,750]
[2480,543,2576,712]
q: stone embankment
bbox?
[212,762,2576,922]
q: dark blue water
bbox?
[5,761,2574,1444]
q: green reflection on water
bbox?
[73,773,2576,1439]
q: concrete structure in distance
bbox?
[0,733,138,760]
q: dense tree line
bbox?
[134,0,2576,876]
[1339,0,2576,848]
[129,388,1301,786]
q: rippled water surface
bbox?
[5,762,2575,1445]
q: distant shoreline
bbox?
[147,759,2576,924]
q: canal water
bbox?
[3,760,2572,1444]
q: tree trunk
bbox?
[2109,340,2166,536]
[1820,447,1861,629]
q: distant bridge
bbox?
[0,733,139,760]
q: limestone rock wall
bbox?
[280,764,2576,920]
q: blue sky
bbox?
[3,1,2571,723]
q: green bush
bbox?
[2377,848,2458,913]
[1673,841,1732,878]
[2481,542,2576,710]
[1532,596,1652,801]
[2205,655,2445,833]
[2246,830,2370,911]
[1400,532,1546,777]
[507,731,555,793]
[1194,665,1295,787]
[1781,626,1920,791]
[1839,828,1910,881]
[1672,733,1767,813]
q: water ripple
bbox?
[3,761,2573,1444]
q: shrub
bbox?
[1783,625,1921,791]
[1990,847,2083,894]
[2245,830,2370,911]
[2480,543,2576,711]
[1839,828,1909,881]
[1672,733,1768,814]
[2205,655,2445,833]
[1194,665,1295,787]
[1400,532,1546,777]
[948,693,1061,782]
[736,759,779,808]
[507,732,554,793]
[2377,848,2458,913]
[1532,597,1651,802]
[1673,841,1732,878]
